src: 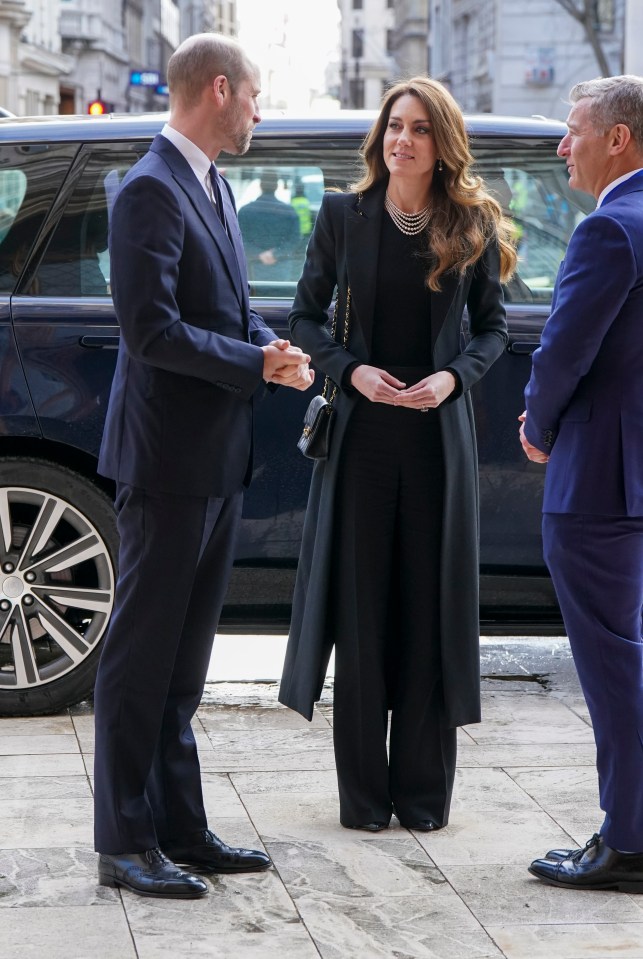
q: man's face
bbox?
[557,98,611,198]
[222,72,261,156]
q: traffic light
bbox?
[87,99,112,116]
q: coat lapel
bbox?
[344,183,385,358]
[430,269,460,354]
[218,176,252,319]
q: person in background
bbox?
[291,181,313,237]
[279,77,516,833]
[238,171,301,282]
[93,32,313,900]
[521,75,643,893]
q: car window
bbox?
[222,146,360,298]
[0,169,27,243]
[0,143,76,294]
[474,144,595,305]
[30,147,143,297]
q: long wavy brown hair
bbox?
[352,76,517,290]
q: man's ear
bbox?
[212,75,229,107]
[608,122,632,156]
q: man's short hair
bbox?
[260,172,279,194]
[569,74,643,147]
[167,32,257,108]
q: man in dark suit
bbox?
[238,171,301,282]
[520,75,643,892]
[93,32,313,899]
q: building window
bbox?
[349,78,365,108]
[25,90,40,115]
[594,0,615,32]
[387,0,394,7]
[352,0,363,7]
[352,29,364,59]
[386,29,394,55]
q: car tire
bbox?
[0,458,117,716]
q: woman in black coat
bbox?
[279,77,517,831]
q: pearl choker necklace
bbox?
[384,193,431,235]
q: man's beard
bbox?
[222,99,254,155]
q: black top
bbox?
[370,211,433,368]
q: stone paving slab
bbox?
[2,639,643,958]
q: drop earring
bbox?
[438,158,443,172]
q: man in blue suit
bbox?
[93,33,313,899]
[521,75,643,892]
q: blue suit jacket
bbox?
[98,135,276,497]
[524,171,643,516]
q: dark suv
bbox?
[0,111,593,716]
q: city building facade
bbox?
[0,0,73,115]
[427,0,626,119]
[59,0,129,113]
[393,0,429,76]
[338,0,395,108]
[0,0,237,116]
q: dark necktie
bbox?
[209,165,229,234]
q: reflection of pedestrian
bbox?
[93,32,312,901]
[280,77,516,833]
[486,173,533,303]
[291,183,312,236]
[521,75,643,892]
[238,171,301,280]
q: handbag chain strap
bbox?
[322,286,351,405]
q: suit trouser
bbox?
[331,394,457,828]
[543,512,643,851]
[93,483,242,854]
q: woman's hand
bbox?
[393,371,456,410]
[350,365,406,403]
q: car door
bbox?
[11,142,147,455]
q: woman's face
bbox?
[382,94,438,186]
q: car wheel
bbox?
[0,458,117,716]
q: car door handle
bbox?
[508,340,540,355]
[79,335,120,349]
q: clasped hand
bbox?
[262,339,315,390]
[518,412,549,463]
[350,365,456,409]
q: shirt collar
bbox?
[161,123,213,194]
[597,167,643,207]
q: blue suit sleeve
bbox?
[524,211,637,452]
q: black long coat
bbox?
[279,183,508,727]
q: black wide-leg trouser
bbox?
[331,380,457,829]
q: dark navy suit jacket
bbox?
[525,171,643,516]
[98,134,276,498]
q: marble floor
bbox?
[2,639,643,959]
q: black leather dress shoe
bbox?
[344,821,389,832]
[543,833,601,862]
[162,829,271,873]
[529,833,643,892]
[544,846,581,861]
[98,848,208,898]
